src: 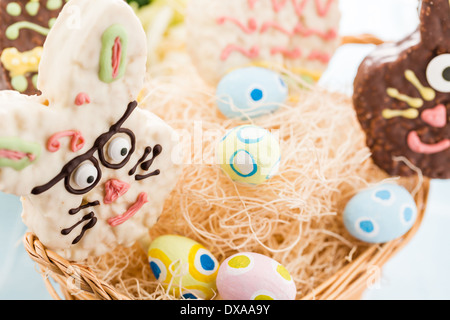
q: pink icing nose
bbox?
[104,179,130,204]
[421,104,447,128]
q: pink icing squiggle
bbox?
[294,0,335,17]
[260,21,293,35]
[220,44,260,61]
[47,130,85,153]
[272,0,289,12]
[248,0,335,17]
[217,17,258,34]
[248,0,289,11]
[112,37,122,79]
[0,149,35,162]
[75,92,91,106]
[314,0,334,17]
[108,192,148,227]
[104,179,130,204]
[307,50,331,63]
[271,47,302,59]
[293,0,308,16]
[261,21,337,41]
[248,0,257,9]
[407,131,450,154]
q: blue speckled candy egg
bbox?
[216,67,288,119]
[343,184,417,243]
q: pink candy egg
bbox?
[216,252,297,300]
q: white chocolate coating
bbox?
[0,0,181,261]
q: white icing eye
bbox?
[426,54,450,92]
[73,163,99,189]
[226,253,255,275]
[107,137,131,162]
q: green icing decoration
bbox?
[25,1,40,16]
[126,0,151,8]
[32,74,39,89]
[11,76,28,92]
[46,0,63,10]
[0,137,41,171]
[99,24,129,84]
[6,21,50,40]
[6,2,22,16]
[48,18,57,28]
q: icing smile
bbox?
[407,131,450,154]
[108,192,148,227]
[104,179,150,227]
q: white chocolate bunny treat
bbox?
[186,0,341,84]
[0,0,181,261]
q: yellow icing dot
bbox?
[228,255,251,269]
[276,264,292,281]
[254,295,274,300]
[0,47,43,77]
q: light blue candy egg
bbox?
[216,67,288,119]
[343,184,417,243]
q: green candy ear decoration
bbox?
[0,137,41,171]
[99,24,129,83]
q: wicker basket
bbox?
[23,177,430,301]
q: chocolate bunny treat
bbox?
[0,0,181,261]
[0,0,67,95]
[353,0,450,179]
[186,0,341,84]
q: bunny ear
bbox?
[37,0,147,109]
[419,0,450,51]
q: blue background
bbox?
[0,0,449,299]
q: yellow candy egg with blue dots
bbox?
[217,125,281,185]
[148,235,220,300]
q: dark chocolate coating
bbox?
[353,0,450,179]
[0,0,65,95]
